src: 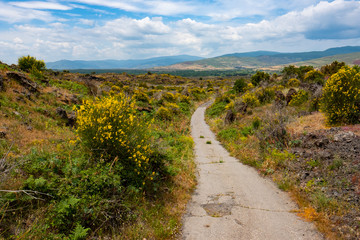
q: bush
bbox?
[321,66,360,125]
[289,89,309,106]
[156,106,172,120]
[304,70,324,85]
[242,92,260,107]
[233,78,247,93]
[75,93,156,187]
[287,78,301,87]
[161,92,176,102]
[18,55,45,72]
[251,71,270,86]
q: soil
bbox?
[289,127,360,239]
[182,102,323,239]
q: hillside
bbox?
[158,46,360,70]
[0,60,217,239]
[47,55,203,70]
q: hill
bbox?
[159,46,360,70]
[47,55,203,70]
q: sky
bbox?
[1,0,360,64]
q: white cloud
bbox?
[9,1,72,10]
[0,2,53,22]
[1,0,360,64]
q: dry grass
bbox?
[286,112,329,135]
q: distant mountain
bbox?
[159,46,360,70]
[221,51,280,58]
[46,55,204,70]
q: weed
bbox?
[200,135,204,138]
[206,141,212,144]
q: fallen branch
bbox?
[0,190,54,201]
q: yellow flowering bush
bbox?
[75,93,155,187]
[287,78,301,87]
[133,89,150,103]
[161,92,176,102]
[321,66,360,124]
[289,89,309,106]
[156,106,172,120]
[242,92,260,107]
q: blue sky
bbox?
[1,0,360,63]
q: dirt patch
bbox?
[289,128,360,239]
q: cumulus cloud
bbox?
[1,0,360,64]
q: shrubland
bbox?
[206,64,360,239]
[0,57,216,239]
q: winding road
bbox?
[181,102,323,240]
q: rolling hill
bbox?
[158,46,360,70]
[46,55,203,70]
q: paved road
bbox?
[181,102,323,240]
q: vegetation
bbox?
[0,56,215,239]
[206,61,360,239]
[18,55,46,72]
[321,66,360,125]
[2,54,360,239]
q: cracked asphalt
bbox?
[181,102,323,240]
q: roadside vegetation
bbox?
[0,57,216,239]
[206,62,360,239]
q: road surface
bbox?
[181,102,323,240]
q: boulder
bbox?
[234,101,247,114]
[6,72,39,93]
[225,110,235,124]
[286,88,297,105]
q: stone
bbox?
[6,72,39,93]
[224,110,235,124]
[286,88,297,105]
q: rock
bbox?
[234,101,247,114]
[0,131,6,138]
[225,110,235,124]
[286,88,297,105]
[275,91,285,101]
[56,107,68,119]
[0,75,4,91]
[136,106,153,112]
[6,72,39,93]
[56,107,76,127]
[334,131,355,142]
[67,112,76,127]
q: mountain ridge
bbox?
[46,55,204,70]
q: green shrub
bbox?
[18,55,45,72]
[320,66,360,125]
[156,106,172,120]
[207,101,227,117]
[251,71,270,86]
[233,78,247,93]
